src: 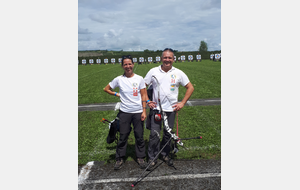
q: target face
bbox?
[96,59,101,63]
[118,58,122,63]
[133,58,137,63]
[111,58,115,63]
[139,57,144,62]
[174,56,176,60]
[156,57,160,61]
[210,54,214,59]
[181,55,185,60]
[82,59,86,64]
[104,59,108,64]
[148,57,152,62]
[188,55,193,60]
[89,59,94,64]
[196,55,201,59]
[215,54,220,59]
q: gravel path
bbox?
[78,98,221,111]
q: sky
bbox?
[78,0,221,51]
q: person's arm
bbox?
[104,84,120,97]
[140,88,147,121]
[172,82,194,111]
[144,83,157,109]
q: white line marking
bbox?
[133,64,138,73]
[78,145,220,156]
[78,161,94,184]
[78,104,114,108]
[79,173,221,184]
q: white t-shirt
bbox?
[144,65,190,112]
[109,74,146,113]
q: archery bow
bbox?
[131,75,202,187]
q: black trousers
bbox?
[115,111,146,160]
[147,111,176,161]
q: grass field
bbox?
[78,60,221,165]
[78,60,221,104]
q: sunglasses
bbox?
[163,48,174,52]
[122,55,132,59]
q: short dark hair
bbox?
[162,48,174,57]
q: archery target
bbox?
[196,55,201,59]
[118,58,122,63]
[104,59,108,64]
[215,54,220,59]
[181,55,185,61]
[148,57,152,62]
[139,57,144,62]
[133,58,137,63]
[174,56,176,60]
[82,59,86,64]
[210,54,214,59]
[111,58,115,63]
[188,55,193,60]
[156,56,160,62]
[96,59,101,63]
[89,59,94,64]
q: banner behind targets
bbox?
[133,58,137,63]
[96,59,101,64]
[156,56,160,62]
[111,58,115,63]
[196,55,201,60]
[148,57,152,62]
[181,55,185,61]
[104,59,108,64]
[82,59,86,65]
[139,57,144,62]
[89,59,94,64]
[118,58,122,63]
[188,55,193,61]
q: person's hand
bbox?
[172,102,184,111]
[141,111,146,121]
[116,93,120,97]
[147,101,157,109]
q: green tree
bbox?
[199,41,208,52]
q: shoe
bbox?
[162,155,173,166]
[114,158,124,170]
[146,159,157,171]
[137,158,147,169]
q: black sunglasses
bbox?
[163,48,174,52]
[122,55,132,59]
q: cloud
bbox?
[78,26,91,34]
[78,0,221,51]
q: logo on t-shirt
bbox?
[170,74,176,84]
[132,83,138,96]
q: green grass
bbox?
[78,60,221,104]
[78,60,221,165]
[78,105,221,165]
